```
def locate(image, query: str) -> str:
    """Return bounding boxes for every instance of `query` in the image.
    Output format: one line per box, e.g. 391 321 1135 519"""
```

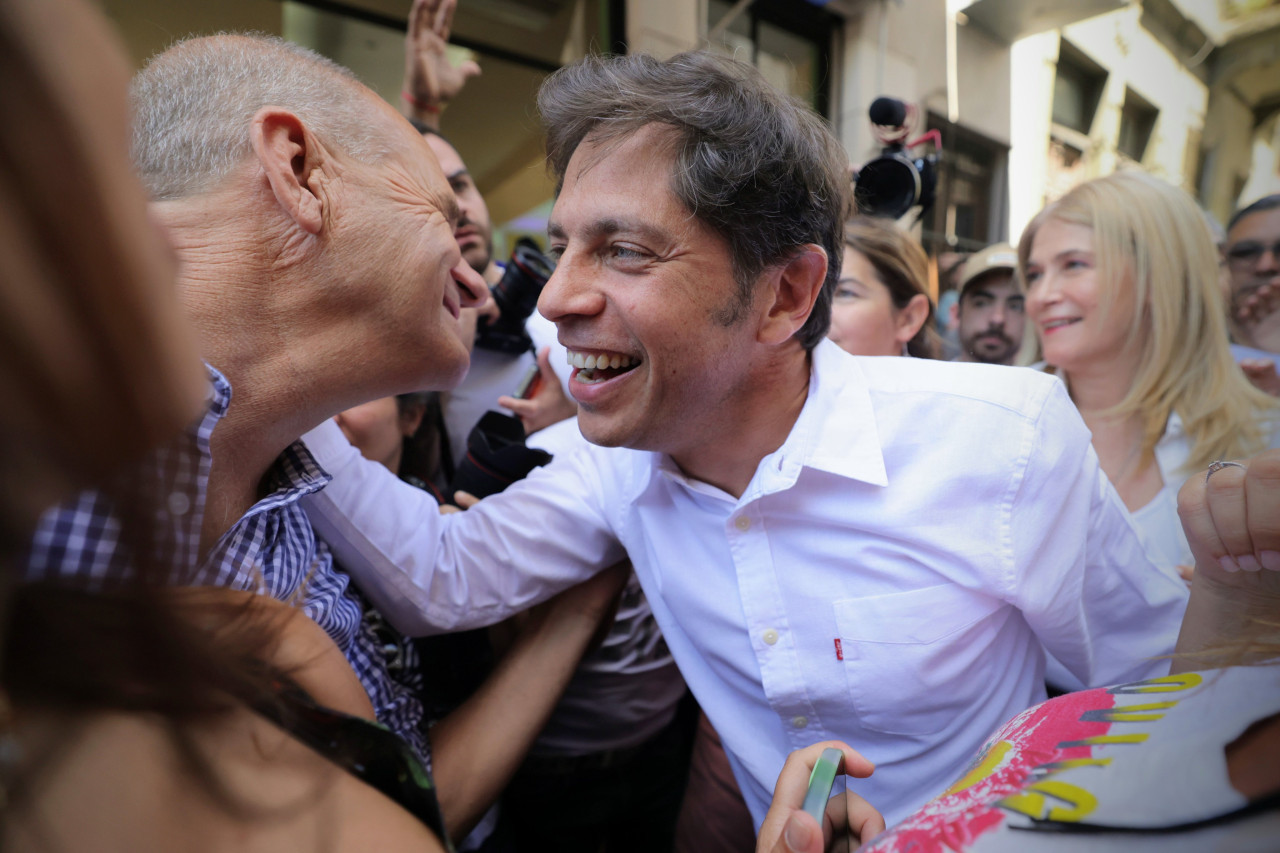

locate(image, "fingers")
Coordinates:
434 0 456 38
453 490 479 509
536 345 555 377
1246 450 1280 570
1206 463 1253 570
773 811 823 853
407 0 429 38
1178 451 1280 574
833 789 886 845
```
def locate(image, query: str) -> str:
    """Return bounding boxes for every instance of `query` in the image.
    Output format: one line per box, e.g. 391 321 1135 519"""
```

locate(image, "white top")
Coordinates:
301 340 1188 827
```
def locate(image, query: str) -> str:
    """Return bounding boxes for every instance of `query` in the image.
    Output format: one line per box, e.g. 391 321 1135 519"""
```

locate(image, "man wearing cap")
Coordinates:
951 242 1025 365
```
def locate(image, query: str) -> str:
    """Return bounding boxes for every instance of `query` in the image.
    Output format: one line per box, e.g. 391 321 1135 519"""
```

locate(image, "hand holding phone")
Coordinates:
756 742 884 853
800 747 845 825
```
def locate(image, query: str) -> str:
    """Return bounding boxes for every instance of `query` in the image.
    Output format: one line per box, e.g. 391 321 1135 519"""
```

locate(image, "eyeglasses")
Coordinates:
1225 240 1280 272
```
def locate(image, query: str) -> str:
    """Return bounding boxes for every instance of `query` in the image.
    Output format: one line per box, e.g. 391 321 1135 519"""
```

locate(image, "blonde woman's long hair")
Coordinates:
1017 170 1277 473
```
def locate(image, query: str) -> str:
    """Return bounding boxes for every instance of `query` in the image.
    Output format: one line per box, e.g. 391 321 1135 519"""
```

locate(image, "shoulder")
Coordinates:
5 707 444 853
851 355 1065 422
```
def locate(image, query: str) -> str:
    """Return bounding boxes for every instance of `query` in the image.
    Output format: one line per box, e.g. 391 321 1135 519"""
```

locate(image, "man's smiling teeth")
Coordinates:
568 348 641 384
567 350 638 370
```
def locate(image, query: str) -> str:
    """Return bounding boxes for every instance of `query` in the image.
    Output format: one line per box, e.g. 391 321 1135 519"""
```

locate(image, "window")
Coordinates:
1118 87 1158 162
1051 40 1107 135
706 0 838 117
923 113 1009 254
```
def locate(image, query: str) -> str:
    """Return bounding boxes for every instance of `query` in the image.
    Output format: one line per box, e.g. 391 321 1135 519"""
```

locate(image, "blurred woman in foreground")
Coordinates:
0 0 451 848
1022 171 1278 574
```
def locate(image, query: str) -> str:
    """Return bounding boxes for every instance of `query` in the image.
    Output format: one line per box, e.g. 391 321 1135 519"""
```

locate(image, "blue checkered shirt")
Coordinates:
26 366 431 765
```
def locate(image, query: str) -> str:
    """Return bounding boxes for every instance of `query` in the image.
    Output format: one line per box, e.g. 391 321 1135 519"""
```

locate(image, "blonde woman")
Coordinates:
1018 170 1279 575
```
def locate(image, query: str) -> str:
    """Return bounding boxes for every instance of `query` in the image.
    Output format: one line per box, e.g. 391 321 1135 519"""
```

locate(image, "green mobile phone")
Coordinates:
801 747 845 826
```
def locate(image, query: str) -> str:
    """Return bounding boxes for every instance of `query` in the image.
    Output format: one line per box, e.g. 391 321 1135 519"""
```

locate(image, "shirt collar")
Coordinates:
782 340 888 487
201 363 331 519
643 340 889 502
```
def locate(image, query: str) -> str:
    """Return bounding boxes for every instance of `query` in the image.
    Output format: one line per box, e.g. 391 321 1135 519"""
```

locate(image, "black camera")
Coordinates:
474 237 555 354
854 97 940 220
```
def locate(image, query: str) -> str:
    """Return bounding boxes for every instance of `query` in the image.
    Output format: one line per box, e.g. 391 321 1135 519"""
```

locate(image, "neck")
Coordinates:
162 198 350 554
670 346 811 499
1058 355 1138 415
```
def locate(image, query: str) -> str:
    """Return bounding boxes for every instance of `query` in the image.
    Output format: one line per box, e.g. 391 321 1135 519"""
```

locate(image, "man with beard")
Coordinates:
951 242 1025 366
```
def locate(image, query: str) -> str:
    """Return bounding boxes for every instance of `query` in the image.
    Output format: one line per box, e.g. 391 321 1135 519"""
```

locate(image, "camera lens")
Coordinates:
855 154 922 219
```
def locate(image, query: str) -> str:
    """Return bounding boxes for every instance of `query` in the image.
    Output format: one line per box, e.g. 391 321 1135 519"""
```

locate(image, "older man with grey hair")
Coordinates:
302 49 1189 839
29 32 628 844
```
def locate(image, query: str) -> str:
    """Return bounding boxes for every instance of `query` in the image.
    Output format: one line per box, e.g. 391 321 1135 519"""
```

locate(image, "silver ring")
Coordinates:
1205 460 1245 483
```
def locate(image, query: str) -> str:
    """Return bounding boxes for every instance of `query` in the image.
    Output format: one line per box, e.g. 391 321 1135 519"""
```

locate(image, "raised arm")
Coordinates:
1172 450 1280 673
400 0 480 129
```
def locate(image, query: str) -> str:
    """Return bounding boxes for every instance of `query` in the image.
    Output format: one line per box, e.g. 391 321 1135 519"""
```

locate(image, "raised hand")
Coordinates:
402 0 481 127
498 346 578 436
1172 450 1280 671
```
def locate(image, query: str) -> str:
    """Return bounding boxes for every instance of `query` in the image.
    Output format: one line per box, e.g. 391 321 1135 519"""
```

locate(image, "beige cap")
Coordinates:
957 243 1019 295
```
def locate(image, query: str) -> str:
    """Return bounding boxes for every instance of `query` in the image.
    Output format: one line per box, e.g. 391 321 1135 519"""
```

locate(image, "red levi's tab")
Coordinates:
834 638 843 661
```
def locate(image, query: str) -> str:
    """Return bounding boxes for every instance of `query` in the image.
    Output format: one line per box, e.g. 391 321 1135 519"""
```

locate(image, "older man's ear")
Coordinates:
250 107 324 235
757 244 828 346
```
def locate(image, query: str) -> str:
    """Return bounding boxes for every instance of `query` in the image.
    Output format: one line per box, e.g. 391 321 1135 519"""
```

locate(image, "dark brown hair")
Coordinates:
537 50 849 350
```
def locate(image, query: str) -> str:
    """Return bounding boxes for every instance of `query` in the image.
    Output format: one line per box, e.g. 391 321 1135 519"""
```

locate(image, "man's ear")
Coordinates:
250 107 324 235
758 244 828 346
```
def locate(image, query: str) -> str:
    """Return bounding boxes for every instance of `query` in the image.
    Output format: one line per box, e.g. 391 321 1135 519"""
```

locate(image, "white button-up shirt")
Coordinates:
302 340 1188 828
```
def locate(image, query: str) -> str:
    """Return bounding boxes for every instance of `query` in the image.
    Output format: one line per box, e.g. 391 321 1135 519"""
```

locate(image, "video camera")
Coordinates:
474 236 555 354
853 97 941 221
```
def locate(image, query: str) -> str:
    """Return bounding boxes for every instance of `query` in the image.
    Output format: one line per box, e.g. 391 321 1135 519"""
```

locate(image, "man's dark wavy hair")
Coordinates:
537 50 849 350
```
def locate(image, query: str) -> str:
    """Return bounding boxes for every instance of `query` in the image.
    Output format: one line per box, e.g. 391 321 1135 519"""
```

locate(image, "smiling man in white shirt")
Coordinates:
302 50 1188 830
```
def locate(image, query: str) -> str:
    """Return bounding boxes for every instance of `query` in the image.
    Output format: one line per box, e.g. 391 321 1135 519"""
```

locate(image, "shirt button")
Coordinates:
735 516 751 531
792 715 809 729
762 628 779 645
167 492 191 517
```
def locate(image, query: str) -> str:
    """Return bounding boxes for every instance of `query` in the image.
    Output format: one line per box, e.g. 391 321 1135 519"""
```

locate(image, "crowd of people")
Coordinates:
3 0 1278 851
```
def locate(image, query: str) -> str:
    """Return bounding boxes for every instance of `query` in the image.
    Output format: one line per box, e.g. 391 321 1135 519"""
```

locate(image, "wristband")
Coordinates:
401 90 441 114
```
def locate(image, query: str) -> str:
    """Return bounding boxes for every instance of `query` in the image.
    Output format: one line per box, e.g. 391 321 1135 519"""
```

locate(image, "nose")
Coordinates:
1025 274 1057 318
1261 245 1280 273
537 249 605 323
453 260 488 308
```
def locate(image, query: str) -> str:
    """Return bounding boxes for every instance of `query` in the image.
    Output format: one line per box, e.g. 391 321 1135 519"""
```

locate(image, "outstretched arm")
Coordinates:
301 418 625 635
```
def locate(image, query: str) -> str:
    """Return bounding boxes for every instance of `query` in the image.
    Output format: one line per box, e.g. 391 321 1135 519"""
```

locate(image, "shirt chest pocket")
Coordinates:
833 584 1005 737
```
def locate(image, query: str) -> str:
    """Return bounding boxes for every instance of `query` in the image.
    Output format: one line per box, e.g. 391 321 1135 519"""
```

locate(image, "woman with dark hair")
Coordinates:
827 217 941 360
